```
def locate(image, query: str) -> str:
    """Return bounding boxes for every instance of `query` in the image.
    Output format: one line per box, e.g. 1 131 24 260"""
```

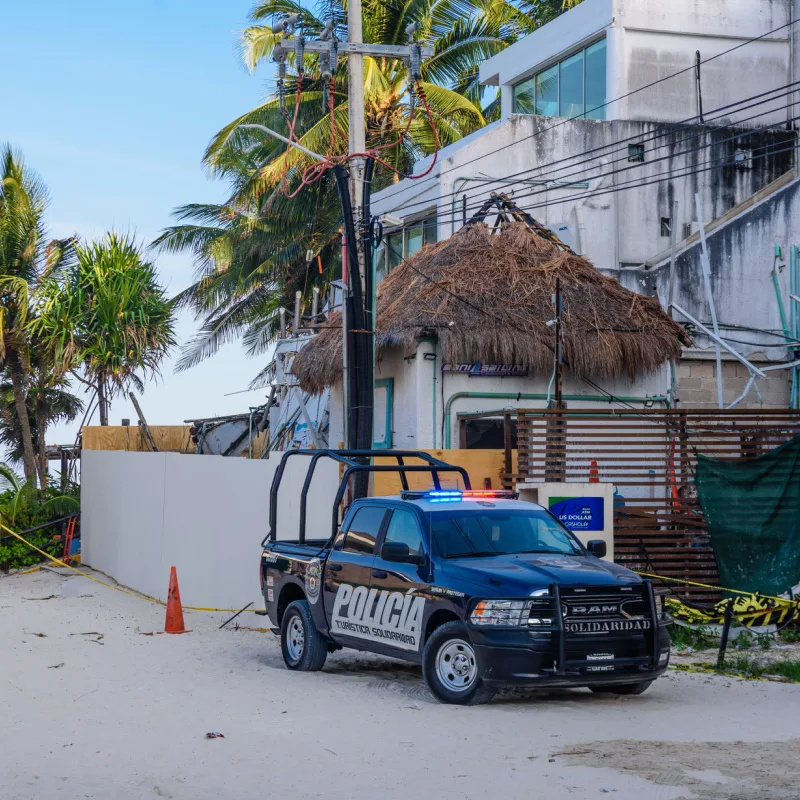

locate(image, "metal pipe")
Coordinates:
442 391 669 449
311 287 319 324
791 245 800 408
236 123 327 162
671 303 767 378
293 291 301 335
695 193 724 407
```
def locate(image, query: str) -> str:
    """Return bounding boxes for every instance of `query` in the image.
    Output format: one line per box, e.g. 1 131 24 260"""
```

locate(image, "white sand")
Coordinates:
2 567 800 800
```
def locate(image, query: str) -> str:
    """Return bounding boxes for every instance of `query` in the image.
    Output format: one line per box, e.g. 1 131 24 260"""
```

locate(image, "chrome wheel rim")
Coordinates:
286 615 305 663
436 638 477 692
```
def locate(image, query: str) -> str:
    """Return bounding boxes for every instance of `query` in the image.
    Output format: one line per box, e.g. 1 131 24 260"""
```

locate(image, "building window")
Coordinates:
734 148 752 170
660 217 672 238
512 38 606 120
628 143 645 162
374 213 437 284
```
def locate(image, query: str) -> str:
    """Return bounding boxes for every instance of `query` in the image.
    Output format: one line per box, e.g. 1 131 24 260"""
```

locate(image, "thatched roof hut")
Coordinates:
292 220 690 394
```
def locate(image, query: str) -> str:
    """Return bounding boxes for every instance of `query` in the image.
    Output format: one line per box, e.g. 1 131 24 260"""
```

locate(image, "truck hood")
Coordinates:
442 552 640 596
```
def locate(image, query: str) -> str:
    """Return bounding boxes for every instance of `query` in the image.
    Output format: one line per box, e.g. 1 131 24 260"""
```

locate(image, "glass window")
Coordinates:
512 38 606 120
405 223 424 257
584 39 607 119
344 506 386 555
423 214 438 245
384 509 425 557
386 231 403 271
512 76 536 115
429 509 583 559
559 51 584 119
534 64 558 117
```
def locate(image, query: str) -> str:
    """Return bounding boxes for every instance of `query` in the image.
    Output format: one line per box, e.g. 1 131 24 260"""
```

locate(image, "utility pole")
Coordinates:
265 16 433 470
347 0 366 291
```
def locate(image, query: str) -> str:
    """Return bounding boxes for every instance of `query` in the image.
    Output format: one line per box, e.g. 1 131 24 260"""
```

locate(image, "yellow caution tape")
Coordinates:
635 571 799 628
0 521 259 615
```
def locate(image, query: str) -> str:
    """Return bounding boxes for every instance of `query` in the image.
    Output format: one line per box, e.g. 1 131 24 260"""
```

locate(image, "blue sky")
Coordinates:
2 0 277 442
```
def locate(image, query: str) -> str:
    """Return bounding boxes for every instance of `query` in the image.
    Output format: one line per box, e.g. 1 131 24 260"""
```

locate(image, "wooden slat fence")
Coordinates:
513 409 800 602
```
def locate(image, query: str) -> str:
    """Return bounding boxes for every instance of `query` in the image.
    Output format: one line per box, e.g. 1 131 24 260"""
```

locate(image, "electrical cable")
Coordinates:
405 97 800 225
439 105 800 223
372 16 800 209
425 133 798 227
384 79 800 219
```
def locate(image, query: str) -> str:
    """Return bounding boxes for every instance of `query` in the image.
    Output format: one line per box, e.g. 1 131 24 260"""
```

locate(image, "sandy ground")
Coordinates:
2 568 800 800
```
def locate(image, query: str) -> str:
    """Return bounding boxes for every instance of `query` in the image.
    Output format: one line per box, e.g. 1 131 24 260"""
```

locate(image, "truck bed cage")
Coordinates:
266 449 472 544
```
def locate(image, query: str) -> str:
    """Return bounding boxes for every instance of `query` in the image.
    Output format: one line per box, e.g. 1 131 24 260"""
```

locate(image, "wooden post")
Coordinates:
503 411 512 489
129 392 158 452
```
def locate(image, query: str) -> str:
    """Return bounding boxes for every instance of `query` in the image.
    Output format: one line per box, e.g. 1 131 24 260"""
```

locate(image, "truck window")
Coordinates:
343 506 385 555
429 509 583 559
383 509 424 557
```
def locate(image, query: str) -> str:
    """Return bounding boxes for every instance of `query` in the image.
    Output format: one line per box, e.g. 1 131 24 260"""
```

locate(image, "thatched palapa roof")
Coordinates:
292 220 690 394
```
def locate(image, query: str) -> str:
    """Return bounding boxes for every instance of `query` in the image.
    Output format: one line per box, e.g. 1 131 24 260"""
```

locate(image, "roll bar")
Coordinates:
265 449 472 545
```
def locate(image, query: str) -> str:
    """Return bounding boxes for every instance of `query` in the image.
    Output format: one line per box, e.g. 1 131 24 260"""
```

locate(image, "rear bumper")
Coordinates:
472 626 671 687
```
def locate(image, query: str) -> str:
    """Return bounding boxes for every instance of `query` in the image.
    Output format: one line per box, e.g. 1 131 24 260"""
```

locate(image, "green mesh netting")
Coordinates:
695 434 800 597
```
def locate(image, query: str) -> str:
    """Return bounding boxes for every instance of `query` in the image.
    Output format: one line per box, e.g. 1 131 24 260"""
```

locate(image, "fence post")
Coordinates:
716 598 735 670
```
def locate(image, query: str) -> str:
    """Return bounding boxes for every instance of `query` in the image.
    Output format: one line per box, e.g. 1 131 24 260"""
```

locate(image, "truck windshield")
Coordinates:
429 509 584 559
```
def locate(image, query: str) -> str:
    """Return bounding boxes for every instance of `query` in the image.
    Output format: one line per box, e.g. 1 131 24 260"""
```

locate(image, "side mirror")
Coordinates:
381 541 424 565
587 539 607 559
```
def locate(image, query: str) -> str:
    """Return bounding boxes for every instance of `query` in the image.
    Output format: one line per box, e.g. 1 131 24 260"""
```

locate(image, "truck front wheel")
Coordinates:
281 600 328 672
422 621 496 705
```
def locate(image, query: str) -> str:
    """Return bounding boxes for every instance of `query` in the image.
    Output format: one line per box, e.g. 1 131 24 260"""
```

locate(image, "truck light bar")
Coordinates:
401 489 519 501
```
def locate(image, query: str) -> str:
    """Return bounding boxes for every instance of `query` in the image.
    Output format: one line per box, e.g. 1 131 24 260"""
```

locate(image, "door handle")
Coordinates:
329 563 343 572
372 569 388 579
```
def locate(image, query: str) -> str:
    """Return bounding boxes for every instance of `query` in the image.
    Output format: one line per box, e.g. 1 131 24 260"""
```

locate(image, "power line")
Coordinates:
386 80 800 220
373 16 800 210
423 128 798 227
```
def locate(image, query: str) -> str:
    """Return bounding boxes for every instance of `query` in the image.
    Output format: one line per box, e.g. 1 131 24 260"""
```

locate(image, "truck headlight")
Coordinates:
470 600 533 627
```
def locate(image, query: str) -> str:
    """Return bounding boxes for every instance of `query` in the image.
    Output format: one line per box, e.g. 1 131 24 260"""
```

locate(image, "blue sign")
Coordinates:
549 496 604 532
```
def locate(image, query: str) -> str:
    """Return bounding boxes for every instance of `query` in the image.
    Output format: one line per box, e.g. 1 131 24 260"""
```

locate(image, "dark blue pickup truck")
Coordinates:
260 450 670 705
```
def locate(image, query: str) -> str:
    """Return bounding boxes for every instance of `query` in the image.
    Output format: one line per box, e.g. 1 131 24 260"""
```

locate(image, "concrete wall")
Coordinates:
386 113 793 270
479 0 790 125
81 450 340 612
676 358 792 408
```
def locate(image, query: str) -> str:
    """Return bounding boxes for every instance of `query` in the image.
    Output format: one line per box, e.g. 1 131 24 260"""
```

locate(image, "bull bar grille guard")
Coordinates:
468 581 661 675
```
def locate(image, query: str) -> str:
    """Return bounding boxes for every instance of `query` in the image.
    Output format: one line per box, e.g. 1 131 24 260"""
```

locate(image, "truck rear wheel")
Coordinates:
281 600 328 672
422 621 496 705
590 680 653 696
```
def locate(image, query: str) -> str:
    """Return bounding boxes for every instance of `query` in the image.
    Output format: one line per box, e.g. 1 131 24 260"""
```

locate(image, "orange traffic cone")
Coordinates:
165 566 188 634
589 460 599 483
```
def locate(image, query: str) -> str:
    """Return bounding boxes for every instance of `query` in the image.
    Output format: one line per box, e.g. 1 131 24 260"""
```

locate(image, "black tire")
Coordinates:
280 600 328 672
422 621 496 705
590 680 653 696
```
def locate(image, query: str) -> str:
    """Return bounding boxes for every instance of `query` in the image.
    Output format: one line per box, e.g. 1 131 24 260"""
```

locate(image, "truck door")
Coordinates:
324 505 387 646
367 507 429 656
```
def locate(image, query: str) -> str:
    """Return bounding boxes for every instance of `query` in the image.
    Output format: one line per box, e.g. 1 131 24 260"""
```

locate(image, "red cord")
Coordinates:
278 79 440 197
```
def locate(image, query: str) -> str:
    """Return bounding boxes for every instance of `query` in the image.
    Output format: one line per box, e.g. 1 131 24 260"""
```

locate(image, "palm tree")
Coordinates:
35 233 176 426
0 343 83 487
0 146 70 482
155 0 545 373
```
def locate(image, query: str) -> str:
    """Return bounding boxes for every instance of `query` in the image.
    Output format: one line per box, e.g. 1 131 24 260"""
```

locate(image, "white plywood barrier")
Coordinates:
81 450 340 612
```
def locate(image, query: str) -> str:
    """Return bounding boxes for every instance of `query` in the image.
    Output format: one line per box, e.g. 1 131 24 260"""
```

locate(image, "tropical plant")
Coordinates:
0 145 53 481
0 341 83 488
155 0 576 373
35 232 176 425
0 462 79 571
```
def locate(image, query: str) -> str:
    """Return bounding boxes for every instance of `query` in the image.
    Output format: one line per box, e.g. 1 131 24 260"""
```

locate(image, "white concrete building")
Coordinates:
356 0 800 449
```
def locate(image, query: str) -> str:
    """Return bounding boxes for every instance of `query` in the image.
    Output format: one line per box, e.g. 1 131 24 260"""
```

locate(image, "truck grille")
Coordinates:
528 586 649 625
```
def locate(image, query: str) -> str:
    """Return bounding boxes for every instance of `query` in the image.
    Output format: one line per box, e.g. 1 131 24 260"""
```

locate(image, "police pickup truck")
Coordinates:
260 450 670 705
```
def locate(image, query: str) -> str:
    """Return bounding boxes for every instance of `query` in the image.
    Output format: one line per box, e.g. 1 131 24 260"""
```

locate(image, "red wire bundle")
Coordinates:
276 78 440 198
